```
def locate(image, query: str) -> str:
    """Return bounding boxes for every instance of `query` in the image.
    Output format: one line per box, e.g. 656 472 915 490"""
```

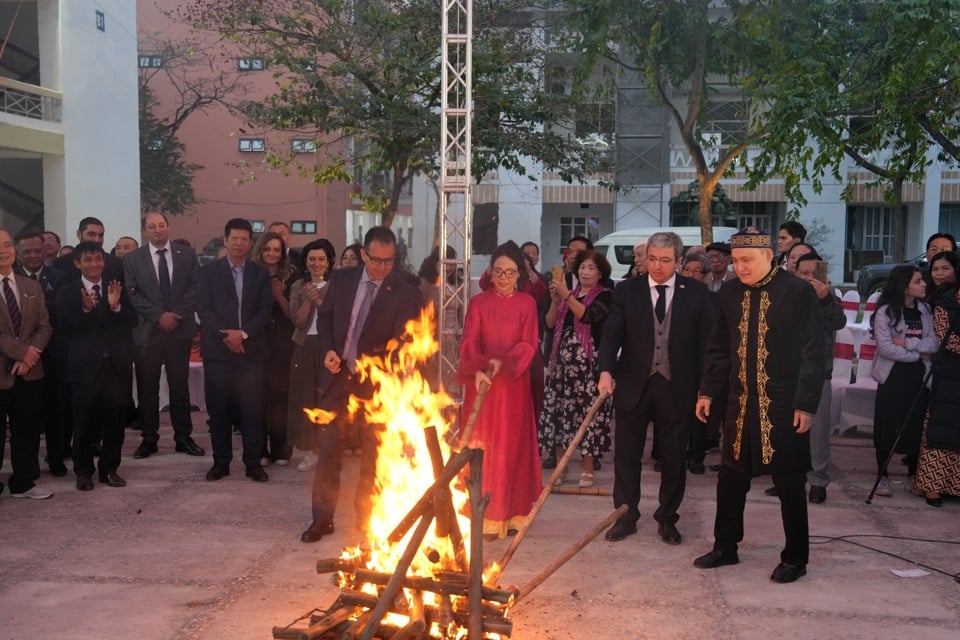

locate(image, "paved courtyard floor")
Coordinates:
1 416 958 639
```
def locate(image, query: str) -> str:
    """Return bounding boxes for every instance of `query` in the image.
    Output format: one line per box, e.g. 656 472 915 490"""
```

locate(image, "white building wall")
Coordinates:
493 164 543 278
38 0 140 243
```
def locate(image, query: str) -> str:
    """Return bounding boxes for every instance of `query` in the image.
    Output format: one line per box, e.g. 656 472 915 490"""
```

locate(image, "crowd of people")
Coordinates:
2 216 958 586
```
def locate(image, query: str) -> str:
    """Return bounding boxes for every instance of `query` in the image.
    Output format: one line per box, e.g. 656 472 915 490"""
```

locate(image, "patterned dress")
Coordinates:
916 288 960 496
539 289 614 458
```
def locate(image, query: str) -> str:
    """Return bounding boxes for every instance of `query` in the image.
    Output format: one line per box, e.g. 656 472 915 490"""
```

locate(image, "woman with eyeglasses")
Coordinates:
538 249 614 488
459 241 541 539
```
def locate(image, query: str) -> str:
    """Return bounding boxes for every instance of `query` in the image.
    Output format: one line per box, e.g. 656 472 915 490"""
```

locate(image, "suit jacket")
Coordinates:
598 273 715 413
315 266 420 403
0 273 53 388
196 257 273 363
14 263 65 312
54 251 125 286
55 280 138 384
124 243 198 346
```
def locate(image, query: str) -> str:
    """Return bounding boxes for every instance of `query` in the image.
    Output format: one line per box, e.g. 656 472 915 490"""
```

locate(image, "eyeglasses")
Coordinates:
492 268 518 278
366 255 395 266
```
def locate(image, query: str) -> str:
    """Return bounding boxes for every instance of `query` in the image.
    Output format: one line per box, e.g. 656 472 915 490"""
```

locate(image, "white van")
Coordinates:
594 226 738 276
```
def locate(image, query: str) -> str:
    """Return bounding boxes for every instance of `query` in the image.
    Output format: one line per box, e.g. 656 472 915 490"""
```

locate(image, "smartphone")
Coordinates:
814 260 829 283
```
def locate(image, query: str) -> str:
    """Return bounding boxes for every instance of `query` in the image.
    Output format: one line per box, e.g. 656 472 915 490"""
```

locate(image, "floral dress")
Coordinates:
538 289 614 457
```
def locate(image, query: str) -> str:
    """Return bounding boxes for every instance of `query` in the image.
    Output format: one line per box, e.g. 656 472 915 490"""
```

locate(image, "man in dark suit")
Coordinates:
53 217 125 284
0 230 54 499
56 242 138 491
598 231 715 545
14 231 68 476
196 218 273 483
301 226 420 543
126 213 204 459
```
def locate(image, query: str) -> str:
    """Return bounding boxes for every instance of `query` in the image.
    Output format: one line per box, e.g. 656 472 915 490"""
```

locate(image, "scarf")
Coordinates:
549 284 609 371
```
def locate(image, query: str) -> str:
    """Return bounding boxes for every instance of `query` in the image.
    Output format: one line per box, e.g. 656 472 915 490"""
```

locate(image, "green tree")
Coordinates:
561 0 761 243
736 0 960 260
179 0 604 228
139 85 202 216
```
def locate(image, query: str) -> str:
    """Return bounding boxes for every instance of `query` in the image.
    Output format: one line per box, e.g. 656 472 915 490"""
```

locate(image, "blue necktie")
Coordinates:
3 277 21 335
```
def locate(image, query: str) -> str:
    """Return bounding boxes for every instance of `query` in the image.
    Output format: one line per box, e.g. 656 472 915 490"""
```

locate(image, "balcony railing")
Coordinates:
0 77 62 122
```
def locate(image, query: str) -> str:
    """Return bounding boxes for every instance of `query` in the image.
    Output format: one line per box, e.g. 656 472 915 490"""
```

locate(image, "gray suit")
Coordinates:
124 242 198 443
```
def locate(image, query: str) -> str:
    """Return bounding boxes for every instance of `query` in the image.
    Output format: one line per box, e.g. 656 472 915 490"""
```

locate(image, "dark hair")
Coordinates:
224 218 253 237
73 241 105 259
268 221 291 231
252 231 292 278
364 226 397 248
489 241 529 290
927 251 960 300
573 249 612 281
173 238 192 248
43 230 61 244
871 265 921 333
418 245 457 284
794 253 823 271
341 243 362 266
787 242 817 258
77 217 104 233
141 213 170 229
15 230 45 244
299 238 336 280
521 241 540 254
567 235 593 250
926 232 956 251
779 221 807 241
117 236 138 247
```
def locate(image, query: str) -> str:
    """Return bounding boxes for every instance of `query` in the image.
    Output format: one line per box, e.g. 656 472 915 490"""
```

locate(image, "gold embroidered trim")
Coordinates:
733 290 751 460
750 265 779 289
757 291 774 464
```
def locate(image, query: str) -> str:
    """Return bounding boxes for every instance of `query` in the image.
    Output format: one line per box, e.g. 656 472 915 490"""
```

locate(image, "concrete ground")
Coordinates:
1 416 958 640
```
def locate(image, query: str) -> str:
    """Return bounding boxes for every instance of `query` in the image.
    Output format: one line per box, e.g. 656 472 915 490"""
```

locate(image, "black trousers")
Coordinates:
41 352 71 463
136 334 194 444
0 378 43 493
72 360 128 478
311 411 379 531
613 373 688 525
204 358 264 467
713 466 809 566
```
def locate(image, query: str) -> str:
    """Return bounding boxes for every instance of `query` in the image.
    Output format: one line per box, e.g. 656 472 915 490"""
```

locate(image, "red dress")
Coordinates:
459 289 542 529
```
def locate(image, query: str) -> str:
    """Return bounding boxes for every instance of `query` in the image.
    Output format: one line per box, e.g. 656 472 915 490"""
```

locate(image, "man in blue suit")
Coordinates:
301 226 420 542
197 218 273 483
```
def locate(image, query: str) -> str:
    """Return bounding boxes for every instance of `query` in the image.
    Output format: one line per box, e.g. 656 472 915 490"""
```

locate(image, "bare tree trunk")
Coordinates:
891 177 906 262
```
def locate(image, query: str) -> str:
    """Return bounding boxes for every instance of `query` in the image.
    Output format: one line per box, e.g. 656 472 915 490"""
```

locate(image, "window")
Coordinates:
704 96 749 146
291 220 317 234
291 139 317 153
250 220 266 233
138 55 163 68
237 57 265 71
473 204 499 255
848 205 893 259
559 216 600 247
940 203 960 240
238 138 265 152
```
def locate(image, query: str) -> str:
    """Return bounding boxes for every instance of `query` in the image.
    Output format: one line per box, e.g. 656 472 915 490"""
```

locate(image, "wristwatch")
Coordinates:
240 330 248 341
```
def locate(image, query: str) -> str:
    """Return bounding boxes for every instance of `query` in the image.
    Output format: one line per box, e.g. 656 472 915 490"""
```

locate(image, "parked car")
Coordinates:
856 253 928 297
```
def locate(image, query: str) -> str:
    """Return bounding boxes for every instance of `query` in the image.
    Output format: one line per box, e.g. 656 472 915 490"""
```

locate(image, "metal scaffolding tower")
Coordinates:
438 0 472 398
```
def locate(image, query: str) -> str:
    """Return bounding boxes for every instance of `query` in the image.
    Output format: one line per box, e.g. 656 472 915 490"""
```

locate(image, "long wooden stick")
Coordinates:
467 448 488 640
456 378 490 450
515 505 628 603
488 391 609 584
424 426 468 571
550 485 612 496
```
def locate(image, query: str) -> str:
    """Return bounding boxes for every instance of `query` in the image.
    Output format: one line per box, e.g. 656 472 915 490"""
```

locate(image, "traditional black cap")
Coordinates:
705 242 731 255
730 227 771 249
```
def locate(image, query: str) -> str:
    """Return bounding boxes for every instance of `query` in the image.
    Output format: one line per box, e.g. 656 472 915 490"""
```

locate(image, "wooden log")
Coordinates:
317 556 362 575
339 590 513 637
344 610 374 640
515 505 628 603
424 426 468 572
436 594 454 632
349 568 514 604
488 392 610 584
467 448 488 640
550 485 612 496
455 378 489 450
359 505 436 640
392 592 426 640
387 447 475 545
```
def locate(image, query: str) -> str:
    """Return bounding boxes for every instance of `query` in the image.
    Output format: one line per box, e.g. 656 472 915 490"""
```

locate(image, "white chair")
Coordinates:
830 327 855 432
839 333 878 433
841 290 861 326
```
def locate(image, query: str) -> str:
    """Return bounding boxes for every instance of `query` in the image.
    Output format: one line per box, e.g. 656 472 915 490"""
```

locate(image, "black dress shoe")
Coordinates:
687 460 705 475
604 519 638 542
770 562 806 583
926 495 943 508
708 464 721 472
300 520 335 543
245 465 269 483
658 522 682 545
76 475 94 491
48 459 68 477
809 486 826 504
693 549 739 569
174 436 205 457
133 441 158 459
99 472 127 488
541 453 557 469
205 464 230 481
764 486 779 497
